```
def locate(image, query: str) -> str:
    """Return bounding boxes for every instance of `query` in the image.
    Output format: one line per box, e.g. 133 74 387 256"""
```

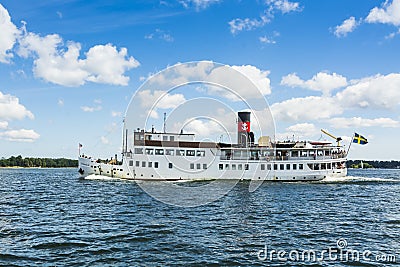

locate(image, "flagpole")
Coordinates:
346 133 355 157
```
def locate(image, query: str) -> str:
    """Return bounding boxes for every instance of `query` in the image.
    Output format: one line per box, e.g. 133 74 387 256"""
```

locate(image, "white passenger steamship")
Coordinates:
78 112 347 181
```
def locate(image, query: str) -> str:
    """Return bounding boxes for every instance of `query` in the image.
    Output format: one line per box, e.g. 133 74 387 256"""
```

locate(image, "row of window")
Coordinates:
218 163 305 171
190 163 208 170
131 160 174 169
134 148 205 157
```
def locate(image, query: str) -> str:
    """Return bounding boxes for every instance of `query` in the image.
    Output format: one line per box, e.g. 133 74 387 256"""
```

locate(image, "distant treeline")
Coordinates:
0 155 78 168
347 160 400 169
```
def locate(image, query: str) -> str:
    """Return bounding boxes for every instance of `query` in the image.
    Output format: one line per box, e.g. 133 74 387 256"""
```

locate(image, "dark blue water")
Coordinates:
0 168 399 266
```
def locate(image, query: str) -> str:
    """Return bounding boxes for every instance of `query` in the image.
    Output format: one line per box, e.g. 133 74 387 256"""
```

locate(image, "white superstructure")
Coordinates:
78 112 347 181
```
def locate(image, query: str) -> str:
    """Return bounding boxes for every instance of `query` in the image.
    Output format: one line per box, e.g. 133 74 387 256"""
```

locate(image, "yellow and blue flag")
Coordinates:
353 133 368 145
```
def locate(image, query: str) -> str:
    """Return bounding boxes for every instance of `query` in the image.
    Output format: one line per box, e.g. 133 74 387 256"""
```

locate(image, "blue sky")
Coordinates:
0 0 399 160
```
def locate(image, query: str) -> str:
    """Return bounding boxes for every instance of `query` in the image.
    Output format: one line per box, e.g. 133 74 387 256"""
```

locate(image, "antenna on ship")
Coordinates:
163 112 167 133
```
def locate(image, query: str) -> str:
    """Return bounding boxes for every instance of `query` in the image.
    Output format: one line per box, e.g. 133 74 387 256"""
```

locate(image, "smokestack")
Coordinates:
238 111 251 147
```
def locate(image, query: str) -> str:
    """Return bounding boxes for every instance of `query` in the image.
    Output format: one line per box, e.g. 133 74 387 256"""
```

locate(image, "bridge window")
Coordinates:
148 162 152 168
176 149 185 156
142 161 146 167
203 164 207 170
196 163 201 169
135 161 140 167
166 149 174 156
168 163 173 169
196 150 205 157
186 150 195 156
299 164 304 170
170 136 175 141
225 164 229 170
134 148 143 154
129 160 133 166
155 162 159 168
163 136 168 141
293 164 297 170
219 164 223 170
274 164 278 170
232 164 236 170
327 163 331 169
261 164 265 170
286 164 291 170
155 149 164 155
244 164 249 170
267 164 271 170
292 151 299 157
238 164 242 170
190 163 194 169
145 148 154 155
280 164 285 170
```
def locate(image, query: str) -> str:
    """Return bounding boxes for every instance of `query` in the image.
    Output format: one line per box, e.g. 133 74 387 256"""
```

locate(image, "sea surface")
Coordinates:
0 168 399 266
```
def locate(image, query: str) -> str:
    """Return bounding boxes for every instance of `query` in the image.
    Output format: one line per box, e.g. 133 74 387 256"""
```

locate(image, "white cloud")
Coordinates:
286 123 318 137
259 36 276 44
0 91 34 120
329 117 400 128
336 73 400 109
137 90 186 109
281 72 348 96
111 111 122 117
366 0 400 26
271 96 344 122
232 65 271 96
100 136 110 144
18 30 139 87
145 29 174 42
229 0 300 34
146 62 271 102
0 121 8 129
229 15 270 35
179 0 221 10
334 16 359 37
0 129 40 142
182 119 223 137
0 4 20 63
268 0 300 14
81 105 102 112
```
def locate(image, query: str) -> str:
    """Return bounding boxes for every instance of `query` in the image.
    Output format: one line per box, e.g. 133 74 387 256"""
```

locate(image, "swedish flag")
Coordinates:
353 133 368 145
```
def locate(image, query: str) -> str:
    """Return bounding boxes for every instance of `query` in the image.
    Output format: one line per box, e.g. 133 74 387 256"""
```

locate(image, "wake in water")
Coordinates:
320 175 400 183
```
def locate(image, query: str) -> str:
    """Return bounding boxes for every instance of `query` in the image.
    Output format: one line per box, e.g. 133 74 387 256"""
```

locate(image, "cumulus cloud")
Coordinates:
286 123 318 137
0 4 20 63
18 30 139 87
365 0 400 26
281 72 347 96
0 3 141 87
232 65 271 96
0 91 34 120
334 16 359 37
138 90 186 109
336 73 400 109
0 121 8 129
329 117 400 128
147 62 271 102
271 96 344 122
0 129 40 142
